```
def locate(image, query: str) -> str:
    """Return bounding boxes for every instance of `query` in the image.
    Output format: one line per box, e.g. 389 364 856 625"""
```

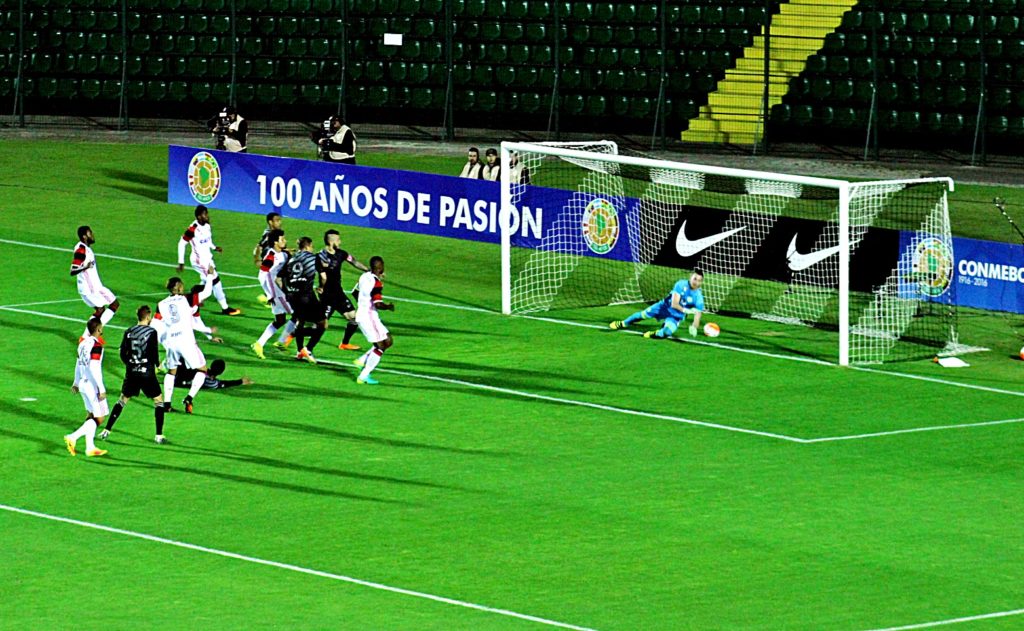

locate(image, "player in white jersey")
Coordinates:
353 256 395 385
251 229 296 358
70 226 119 332
155 276 218 414
63 318 109 457
177 204 241 316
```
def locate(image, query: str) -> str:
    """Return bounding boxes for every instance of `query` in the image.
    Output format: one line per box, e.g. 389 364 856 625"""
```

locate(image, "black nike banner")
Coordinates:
649 205 901 293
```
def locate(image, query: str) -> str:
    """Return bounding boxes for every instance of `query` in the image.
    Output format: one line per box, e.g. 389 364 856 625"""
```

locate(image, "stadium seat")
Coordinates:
187 14 208 33
531 44 552 64
210 15 230 34
86 32 108 52
255 82 278 103
80 78 102 99
77 53 100 73
585 94 606 116
175 35 196 55
165 14 185 32
197 36 218 55
528 0 549 19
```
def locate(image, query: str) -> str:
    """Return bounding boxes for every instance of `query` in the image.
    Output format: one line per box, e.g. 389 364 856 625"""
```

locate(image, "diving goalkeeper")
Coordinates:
610 270 704 339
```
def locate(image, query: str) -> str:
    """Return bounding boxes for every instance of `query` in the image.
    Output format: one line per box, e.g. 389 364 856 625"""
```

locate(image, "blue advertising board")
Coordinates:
950 235 1024 313
167 145 638 263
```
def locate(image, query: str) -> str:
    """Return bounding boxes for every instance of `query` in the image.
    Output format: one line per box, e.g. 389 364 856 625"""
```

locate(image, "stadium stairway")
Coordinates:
681 0 858 145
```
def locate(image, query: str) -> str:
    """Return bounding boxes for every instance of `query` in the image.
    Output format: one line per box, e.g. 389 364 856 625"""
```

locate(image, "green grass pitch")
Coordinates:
2 139 1024 630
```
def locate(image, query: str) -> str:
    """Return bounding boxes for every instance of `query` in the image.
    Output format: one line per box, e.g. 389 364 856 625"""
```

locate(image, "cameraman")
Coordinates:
207 105 248 153
312 116 356 164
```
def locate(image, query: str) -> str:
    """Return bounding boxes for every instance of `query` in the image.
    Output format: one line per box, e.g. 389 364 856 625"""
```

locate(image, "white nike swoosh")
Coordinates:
675 221 746 257
786 235 842 272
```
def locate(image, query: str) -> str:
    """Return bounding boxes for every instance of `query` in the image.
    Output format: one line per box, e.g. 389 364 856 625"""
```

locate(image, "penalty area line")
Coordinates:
803 417 1024 443
317 358 808 444
0 504 598 631
0 284 262 310
863 607 1024 631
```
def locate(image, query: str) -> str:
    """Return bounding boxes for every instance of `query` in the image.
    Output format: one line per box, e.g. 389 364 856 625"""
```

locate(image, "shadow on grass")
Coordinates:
128 440 476 492
89 456 407 504
0 315 81 347
100 169 166 203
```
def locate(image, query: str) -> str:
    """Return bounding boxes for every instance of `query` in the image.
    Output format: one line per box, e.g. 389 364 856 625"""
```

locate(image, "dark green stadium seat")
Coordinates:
503 22 524 41
952 13 974 34
257 17 275 35
944 84 967 108
208 56 229 78
241 37 261 56
571 1 591 21
585 94 606 116
35 77 58 98
187 56 207 76
898 58 919 80
628 96 651 118
985 37 1004 57
958 37 982 58
623 68 647 91
770 103 791 124
929 13 951 34
255 82 277 103
599 69 625 90
99 53 120 74
175 35 196 54
597 47 618 66
165 14 185 32
528 0 549 18
472 62 492 83
487 43 508 62
610 94 629 116
561 91 585 115
287 37 306 56
1008 117 1024 137
187 15 208 33
508 44 529 64
142 54 165 75
308 38 329 57
364 59 385 81
833 78 854 101
75 10 97 29
814 105 834 125
209 15 229 34
570 24 590 43
826 55 850 76
76 53 99 73
804 54 826 75
530 44 552 64
988 115 1009 134
265 37 287 56
197 36 218 55
833 106 857 128
898 109 921 131
811 77 832 100
945 58 966 80
1004 39 1024 59
187 81 210 101
703 27 727 49
907 12 929 33
462 0 485 16
80 78 102 98
299 84 323 104
278 17 299 36
990 87 1013 111
994 15 1019 36
686 49 708 70
85 32 107 52
561 67 582 88
388 60 408 81
480 21 501 40
251 58 274 78
703 4 723 25
912 36 936 57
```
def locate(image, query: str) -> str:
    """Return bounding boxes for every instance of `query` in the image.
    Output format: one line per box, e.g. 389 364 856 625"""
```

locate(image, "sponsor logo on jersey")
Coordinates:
581 198 620 255
188 151 221 204
675 221 745 258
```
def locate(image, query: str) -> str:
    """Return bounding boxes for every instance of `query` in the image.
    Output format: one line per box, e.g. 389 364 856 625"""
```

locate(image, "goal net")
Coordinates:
499 141 959 365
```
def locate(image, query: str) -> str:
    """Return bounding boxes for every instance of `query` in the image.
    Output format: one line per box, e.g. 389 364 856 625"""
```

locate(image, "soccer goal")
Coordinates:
499 141 962 365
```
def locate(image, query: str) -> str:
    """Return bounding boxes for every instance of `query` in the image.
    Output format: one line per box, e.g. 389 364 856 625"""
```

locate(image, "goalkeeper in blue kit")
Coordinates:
610 270 705 339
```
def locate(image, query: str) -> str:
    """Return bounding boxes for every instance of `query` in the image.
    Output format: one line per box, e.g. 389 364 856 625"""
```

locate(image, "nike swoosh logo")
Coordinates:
786 235 841 271
675 221 746 258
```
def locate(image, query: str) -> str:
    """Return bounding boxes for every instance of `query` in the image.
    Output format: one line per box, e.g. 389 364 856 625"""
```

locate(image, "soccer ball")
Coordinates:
1020 346 1024 360
703 322 721 337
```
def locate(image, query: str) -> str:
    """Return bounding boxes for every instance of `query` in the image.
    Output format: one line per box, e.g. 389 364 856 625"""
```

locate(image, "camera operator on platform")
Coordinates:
313 116 357 165
207 105 248 153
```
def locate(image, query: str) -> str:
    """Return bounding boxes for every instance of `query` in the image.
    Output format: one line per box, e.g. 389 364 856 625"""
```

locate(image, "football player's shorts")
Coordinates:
356 310 389 344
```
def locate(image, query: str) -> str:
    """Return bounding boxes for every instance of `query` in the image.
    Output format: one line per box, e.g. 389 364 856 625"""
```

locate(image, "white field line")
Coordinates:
0 238 252 279
864 608 1024 631
317 358 808 443
6 238 1024 442
803 417 1024 444
0 504 597 631
0 284 261 310
0 306 128 329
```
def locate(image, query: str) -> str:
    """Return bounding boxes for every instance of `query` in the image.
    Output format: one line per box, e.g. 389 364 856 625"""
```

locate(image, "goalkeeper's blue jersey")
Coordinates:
662 279 705 318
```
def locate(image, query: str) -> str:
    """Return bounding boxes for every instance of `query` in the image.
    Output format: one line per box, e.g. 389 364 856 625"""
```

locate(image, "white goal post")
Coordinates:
499 141 959 366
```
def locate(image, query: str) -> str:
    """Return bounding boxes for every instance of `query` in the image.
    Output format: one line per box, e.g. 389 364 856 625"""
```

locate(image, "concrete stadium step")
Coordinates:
681 0 859 146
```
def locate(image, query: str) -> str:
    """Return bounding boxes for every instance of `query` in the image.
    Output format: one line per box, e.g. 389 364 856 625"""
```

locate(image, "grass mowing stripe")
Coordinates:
864 608 1024 631
803 417 1024 443
0 284 261 309
0 238 252 280
0 504 598 631
5 303 1021 445
318 358 808 443
7 237 1024 405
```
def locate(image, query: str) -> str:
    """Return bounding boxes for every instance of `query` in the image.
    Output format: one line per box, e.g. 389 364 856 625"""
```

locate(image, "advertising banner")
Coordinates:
949 235 1024 313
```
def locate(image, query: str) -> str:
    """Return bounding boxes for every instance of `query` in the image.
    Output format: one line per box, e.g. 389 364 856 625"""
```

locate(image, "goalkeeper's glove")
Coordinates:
688 324 698 337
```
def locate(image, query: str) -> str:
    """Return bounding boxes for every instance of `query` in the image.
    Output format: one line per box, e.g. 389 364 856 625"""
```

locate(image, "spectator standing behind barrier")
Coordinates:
482 148 501 181
459 147 483 178
316 116 357 165
207 105 247 152
508 151 531 184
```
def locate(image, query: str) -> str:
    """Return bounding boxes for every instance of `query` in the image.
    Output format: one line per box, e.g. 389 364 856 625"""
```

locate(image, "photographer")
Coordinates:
207 105 248 153
312 116 356 164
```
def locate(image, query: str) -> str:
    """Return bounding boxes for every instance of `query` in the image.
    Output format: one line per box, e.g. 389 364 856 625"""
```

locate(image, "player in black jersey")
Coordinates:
176 358 252 390
284 237 329 363
317 229 369 351
99 305 168 444
254 212 283 307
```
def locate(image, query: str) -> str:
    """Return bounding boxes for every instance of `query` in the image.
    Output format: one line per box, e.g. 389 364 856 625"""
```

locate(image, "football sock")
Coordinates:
83 419 99 452
155 404 165 435
295 325 311 351
105 400 125 430
187 371 205 398
68 418 92 442
256 323 278 346
307 326 325 352
163 373 176 404
99 307 116 325
342 321 359 344
212 275 229 309
623 311 644 326
277 320 297 343
358 348 384 380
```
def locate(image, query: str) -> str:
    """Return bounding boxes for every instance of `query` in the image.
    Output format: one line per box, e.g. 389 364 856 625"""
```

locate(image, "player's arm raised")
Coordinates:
348 256 370 273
